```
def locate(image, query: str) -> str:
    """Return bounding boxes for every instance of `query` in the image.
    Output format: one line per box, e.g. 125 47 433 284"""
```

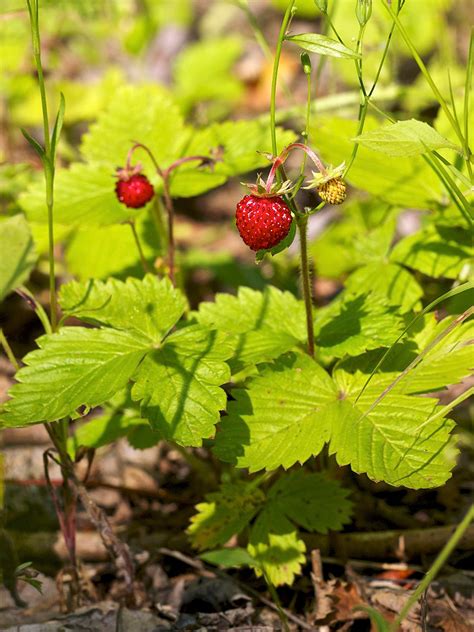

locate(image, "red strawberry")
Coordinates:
235 195 292 251
115 170 154 208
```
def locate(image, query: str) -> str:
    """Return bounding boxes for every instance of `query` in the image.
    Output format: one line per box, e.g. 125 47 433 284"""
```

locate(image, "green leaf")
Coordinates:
344 263 423 313
20 128 45 161
170 119 296 198
330 369 457 489
132 325 234 446
80 85 187 170
1 328 148 427
64 217 160 280
314 293 405 358
60 275 187 344
213 353 338 471
187 480 265 550
354 119 458 156
312 116 441 209
50 92 65 160
200 548 255 568
267 471 352 533
390 225 472 279
286 33 360 59
399 315 474 394
248 509 306 586
20 163 135 226
0 214 37 301
195 286 306 371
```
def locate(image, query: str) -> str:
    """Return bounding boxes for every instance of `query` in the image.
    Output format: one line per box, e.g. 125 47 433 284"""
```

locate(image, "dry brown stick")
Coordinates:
304 523 474 559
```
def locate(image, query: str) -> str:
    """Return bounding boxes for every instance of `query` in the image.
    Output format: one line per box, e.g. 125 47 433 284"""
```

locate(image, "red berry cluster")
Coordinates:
235 195 292 251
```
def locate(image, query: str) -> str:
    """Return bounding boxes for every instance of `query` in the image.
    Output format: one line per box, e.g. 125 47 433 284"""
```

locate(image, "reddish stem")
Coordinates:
265 142 327 193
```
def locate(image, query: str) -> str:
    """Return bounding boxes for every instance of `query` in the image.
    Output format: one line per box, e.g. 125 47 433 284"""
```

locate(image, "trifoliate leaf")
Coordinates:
214 353 338 471
314 293 405 358
187 480 265 550
344 262 423 313
0 214 37 301
353 119 458 156
196 286 306 371
132 325 234 446
330 370 457 489
267 471 352 533
248 508 306 586
60 275 187 344
0 328 148 427
390 225 472 279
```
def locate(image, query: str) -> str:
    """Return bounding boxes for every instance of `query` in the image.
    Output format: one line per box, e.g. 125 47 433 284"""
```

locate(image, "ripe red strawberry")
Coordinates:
236 195 292 251
115 170 154 208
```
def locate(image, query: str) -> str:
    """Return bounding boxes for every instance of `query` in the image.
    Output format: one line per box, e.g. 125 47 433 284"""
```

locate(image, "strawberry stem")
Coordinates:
296 215 315 357
265 143 327 194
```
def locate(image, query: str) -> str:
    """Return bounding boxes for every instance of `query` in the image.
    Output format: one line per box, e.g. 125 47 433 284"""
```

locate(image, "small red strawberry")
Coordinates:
236 194 292 251
115 166 154 208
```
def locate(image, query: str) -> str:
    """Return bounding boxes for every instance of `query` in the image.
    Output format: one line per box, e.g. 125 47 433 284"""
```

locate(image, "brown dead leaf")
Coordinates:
428 599 472 632
314 578 369 625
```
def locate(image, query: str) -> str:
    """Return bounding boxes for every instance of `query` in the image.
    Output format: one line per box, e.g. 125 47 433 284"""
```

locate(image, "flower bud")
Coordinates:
356 0 372 26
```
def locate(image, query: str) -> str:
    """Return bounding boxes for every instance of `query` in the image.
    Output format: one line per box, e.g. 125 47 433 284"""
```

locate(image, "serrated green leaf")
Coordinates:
314 293 405 358
354 119 458 156
390 225 472 279
187 480 265 550
132 326 234 446
196 286 306 371
0 214 37 301
286 33 360 59
330 370 457 489
267 471 352 533
170 119 296 198
1 328 148 427
80 85 187 170
20 163 135 226
214 353 338 471
60 275 186 344
344 263 423 313
248 509 306 586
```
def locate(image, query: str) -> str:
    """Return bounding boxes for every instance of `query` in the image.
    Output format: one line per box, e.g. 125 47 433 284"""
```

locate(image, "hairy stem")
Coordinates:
296 215 315 357
28 0 58 331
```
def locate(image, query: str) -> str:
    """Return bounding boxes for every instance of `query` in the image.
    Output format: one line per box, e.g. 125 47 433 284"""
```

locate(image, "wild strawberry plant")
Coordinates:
0 0 473 624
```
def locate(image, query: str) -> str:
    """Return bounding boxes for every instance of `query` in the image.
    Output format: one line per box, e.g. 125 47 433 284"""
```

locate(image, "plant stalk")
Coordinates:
128 221 151 274
270 0 296 158
296 215 315 357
